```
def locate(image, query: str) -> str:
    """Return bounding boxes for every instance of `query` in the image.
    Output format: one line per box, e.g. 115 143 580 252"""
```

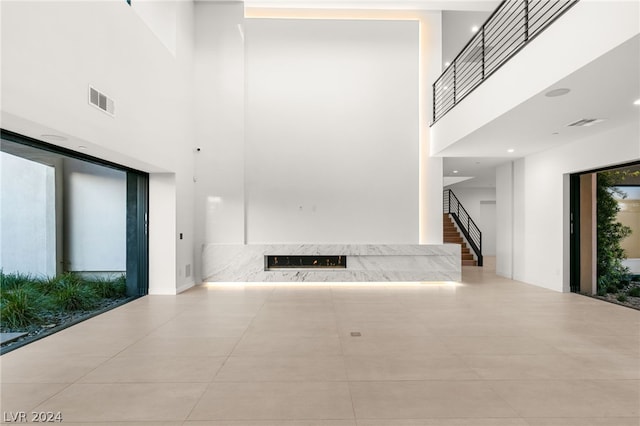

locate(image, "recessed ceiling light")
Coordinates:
545 88 571 97
507 149 515 153
634 98 640 105
41 134 67 142
453 170 459 174
471 25 479 33
445 61 450 67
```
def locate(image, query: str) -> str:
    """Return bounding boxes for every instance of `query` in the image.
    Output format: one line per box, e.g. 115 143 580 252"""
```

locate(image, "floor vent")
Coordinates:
89 86 115 116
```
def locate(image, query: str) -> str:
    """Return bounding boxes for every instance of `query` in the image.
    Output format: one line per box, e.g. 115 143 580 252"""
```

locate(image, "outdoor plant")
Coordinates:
1 271 130 337
89 275 127 299
0 287 44 328
0 271 39 291
596 171 636 294
628 286 640 298
51 273 99 311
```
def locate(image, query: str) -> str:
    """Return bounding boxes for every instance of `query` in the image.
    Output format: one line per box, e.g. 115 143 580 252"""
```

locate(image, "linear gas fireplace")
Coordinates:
265 255 346 270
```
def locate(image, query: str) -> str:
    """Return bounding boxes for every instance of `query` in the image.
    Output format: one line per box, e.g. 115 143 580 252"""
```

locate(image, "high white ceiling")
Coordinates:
444 34 640 188
199 0 500 11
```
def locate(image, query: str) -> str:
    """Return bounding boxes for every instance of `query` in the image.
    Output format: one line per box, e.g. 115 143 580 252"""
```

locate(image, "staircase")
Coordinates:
443 214 477 266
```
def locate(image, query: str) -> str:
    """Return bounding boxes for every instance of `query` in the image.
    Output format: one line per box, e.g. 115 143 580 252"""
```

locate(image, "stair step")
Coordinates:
444 238 463 243
444 212 479 267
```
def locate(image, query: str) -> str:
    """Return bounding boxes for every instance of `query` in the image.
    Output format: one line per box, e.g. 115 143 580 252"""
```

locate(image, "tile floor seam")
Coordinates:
4 382 74 415
181 285 274 422
97 303 191 361
479 380 534 420
332 284 359 422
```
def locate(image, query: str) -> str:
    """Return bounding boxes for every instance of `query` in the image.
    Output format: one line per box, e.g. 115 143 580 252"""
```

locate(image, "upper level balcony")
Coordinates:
432 0 578 124
430 0 640 158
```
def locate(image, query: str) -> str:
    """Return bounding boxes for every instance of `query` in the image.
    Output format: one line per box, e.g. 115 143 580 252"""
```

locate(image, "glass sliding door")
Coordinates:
0 129 149 350
126 171 148 296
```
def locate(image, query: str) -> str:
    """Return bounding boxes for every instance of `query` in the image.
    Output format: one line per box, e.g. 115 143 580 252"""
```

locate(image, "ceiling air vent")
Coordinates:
567 118 604 127
89 86 115 116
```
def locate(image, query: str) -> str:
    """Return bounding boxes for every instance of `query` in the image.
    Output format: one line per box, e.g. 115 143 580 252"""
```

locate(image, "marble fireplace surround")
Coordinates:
202 244 461 282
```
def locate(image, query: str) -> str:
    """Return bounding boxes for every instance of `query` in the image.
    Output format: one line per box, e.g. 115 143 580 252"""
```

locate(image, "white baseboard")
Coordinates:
176 280 195 294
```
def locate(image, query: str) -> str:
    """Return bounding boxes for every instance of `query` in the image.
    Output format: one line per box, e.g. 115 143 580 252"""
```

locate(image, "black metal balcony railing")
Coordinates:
432 0 579 124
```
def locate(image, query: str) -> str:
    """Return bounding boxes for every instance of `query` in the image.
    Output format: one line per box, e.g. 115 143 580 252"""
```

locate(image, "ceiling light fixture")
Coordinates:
545 88 571 97
507 149 515 153
634 98 640 105
445 61 450 67
452 170 459 174
471 25 479 33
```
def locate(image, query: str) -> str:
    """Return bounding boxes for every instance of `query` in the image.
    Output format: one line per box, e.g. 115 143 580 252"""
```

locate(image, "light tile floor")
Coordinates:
1 259 639 425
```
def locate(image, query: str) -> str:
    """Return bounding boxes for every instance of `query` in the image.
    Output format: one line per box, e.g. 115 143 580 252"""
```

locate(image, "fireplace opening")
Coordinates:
265 255 346 270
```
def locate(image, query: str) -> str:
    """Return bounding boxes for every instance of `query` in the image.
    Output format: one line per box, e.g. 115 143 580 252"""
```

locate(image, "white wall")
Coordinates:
245 18 420 244
496 122 640 291
149 173 178 294
63 158 126 273
479 200 496 256
495 162 513 277
444 186 495 223
132 0 178 55
0 152 56 277
513 158 526 282
193 2 246 282
418 11 444 244
1 0 195 294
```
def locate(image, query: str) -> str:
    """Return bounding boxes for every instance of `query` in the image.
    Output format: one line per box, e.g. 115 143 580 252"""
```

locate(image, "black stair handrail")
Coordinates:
443 189 483 267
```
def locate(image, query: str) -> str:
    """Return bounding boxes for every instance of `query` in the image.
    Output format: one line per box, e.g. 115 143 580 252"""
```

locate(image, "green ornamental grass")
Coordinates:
0 287 44 329
628 287 640 297
51 275 99 311
1 271 127 330
89 275 126 299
